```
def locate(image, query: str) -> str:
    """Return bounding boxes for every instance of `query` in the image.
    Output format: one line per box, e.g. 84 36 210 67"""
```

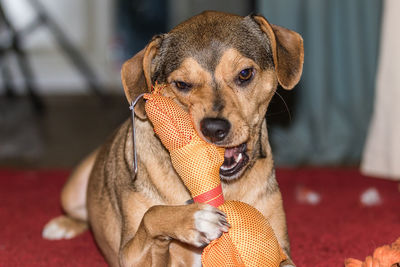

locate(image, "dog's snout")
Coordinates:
200 118 231 143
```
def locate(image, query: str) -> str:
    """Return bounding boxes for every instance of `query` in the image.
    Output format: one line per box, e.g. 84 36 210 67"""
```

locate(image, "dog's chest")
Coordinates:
135 119 192 204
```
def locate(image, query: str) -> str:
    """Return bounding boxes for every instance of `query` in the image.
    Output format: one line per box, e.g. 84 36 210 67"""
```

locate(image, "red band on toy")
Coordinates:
205 193 225 207
193 184 224 207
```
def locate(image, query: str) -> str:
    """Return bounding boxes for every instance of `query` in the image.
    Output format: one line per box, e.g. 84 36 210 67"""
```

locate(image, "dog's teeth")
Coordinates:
235 153 243 163
221 153 244 171
221 163 234 171
220 165 229 171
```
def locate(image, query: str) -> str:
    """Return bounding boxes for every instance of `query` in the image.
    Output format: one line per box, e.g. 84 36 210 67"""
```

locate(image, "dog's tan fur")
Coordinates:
43 11 303 266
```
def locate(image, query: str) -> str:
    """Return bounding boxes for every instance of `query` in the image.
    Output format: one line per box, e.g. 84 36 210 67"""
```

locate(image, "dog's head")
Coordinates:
122 11 303 181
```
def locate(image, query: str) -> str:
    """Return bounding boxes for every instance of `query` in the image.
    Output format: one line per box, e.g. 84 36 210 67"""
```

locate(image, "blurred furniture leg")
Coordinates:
0 2 44 113
0 0 104 114
26 0 103 99
1 60 15 98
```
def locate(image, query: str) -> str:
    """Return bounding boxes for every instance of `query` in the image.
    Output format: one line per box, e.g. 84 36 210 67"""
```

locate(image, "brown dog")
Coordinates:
43 11 303 266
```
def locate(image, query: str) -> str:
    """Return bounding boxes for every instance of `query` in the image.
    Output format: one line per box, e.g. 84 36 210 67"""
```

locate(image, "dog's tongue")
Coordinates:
223 145 245 166
224 146 240 158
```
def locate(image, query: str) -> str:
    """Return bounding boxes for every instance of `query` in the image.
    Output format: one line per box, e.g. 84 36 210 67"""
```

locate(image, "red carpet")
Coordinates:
0 168 399 266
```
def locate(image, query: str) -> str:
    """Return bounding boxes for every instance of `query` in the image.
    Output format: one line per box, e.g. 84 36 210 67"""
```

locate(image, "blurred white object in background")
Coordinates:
360 187 382 206
296 185 321 205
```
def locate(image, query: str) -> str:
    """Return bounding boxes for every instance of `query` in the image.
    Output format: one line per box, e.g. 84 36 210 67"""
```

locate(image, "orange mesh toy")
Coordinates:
344 237 400 267
144 85 287 267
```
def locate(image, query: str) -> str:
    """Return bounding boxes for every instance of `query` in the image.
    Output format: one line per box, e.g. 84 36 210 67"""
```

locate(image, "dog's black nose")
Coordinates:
200 118 231 143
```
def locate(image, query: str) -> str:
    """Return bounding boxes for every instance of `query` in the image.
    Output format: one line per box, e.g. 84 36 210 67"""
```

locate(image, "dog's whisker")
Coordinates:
273 89 292 122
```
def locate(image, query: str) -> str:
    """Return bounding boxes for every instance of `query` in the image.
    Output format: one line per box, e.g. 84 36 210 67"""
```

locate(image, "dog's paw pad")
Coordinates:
42 215 87 240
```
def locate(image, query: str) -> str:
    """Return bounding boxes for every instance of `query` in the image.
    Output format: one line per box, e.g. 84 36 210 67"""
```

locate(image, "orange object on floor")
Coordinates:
344 237 400 267
144 85 286 267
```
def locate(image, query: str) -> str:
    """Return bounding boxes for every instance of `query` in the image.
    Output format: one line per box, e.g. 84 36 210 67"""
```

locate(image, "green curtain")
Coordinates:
257 0 382 165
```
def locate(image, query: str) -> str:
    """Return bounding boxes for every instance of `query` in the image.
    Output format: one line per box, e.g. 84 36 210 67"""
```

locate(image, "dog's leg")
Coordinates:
42 149 98 240
263 190 296 267
119 203 229 266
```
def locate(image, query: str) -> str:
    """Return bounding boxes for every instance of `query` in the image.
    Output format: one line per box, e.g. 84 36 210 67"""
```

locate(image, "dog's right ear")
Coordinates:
252 15 304 90
121 36 162 119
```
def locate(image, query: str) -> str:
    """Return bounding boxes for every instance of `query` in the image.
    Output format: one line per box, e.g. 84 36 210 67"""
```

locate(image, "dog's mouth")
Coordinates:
220 143 249 179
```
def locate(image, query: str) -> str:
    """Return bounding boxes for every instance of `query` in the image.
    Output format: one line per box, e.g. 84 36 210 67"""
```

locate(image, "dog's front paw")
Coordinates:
191 204 230 247
143 203 230 248
170 203 230 247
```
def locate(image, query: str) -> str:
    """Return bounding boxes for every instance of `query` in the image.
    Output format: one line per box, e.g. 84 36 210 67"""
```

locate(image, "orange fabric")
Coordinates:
204 201 286 267
345 237 400 267
144 91 224 199
144 85 286 267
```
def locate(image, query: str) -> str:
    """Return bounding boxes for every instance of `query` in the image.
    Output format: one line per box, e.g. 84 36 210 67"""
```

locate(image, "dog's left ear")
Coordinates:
252 15 304 90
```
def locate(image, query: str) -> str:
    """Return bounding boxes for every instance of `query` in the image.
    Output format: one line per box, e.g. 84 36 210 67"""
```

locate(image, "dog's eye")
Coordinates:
174 81 192 92
237 68 254 84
